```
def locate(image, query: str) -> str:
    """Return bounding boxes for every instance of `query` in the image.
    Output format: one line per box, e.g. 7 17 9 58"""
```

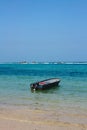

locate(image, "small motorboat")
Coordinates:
30 78 60 90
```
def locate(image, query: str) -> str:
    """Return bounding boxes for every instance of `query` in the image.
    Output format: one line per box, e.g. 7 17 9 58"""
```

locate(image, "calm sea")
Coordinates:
0 64 87 112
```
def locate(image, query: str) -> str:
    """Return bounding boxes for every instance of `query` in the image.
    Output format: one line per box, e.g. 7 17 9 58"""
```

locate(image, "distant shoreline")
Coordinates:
0 61 87 64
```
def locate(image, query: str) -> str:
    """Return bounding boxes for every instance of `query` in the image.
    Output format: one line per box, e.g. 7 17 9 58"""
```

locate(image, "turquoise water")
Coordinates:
0 64 87 111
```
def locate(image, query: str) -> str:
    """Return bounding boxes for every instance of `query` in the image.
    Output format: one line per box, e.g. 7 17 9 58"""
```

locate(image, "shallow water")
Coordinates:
0 64 87 112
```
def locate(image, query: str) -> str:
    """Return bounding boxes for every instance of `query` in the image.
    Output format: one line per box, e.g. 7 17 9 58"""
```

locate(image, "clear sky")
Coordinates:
0 0 87 62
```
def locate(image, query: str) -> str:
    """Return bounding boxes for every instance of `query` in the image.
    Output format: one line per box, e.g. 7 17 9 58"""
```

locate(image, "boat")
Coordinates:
30 78 60 90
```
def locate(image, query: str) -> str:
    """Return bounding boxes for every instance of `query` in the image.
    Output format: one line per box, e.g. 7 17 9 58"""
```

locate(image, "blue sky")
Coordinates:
0 0 87 62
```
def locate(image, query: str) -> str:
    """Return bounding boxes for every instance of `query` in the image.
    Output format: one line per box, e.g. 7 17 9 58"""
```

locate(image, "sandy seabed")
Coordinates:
0 107 87 130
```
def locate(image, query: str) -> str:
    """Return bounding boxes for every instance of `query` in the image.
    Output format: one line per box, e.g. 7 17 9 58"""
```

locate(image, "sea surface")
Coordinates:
0 63 87 113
